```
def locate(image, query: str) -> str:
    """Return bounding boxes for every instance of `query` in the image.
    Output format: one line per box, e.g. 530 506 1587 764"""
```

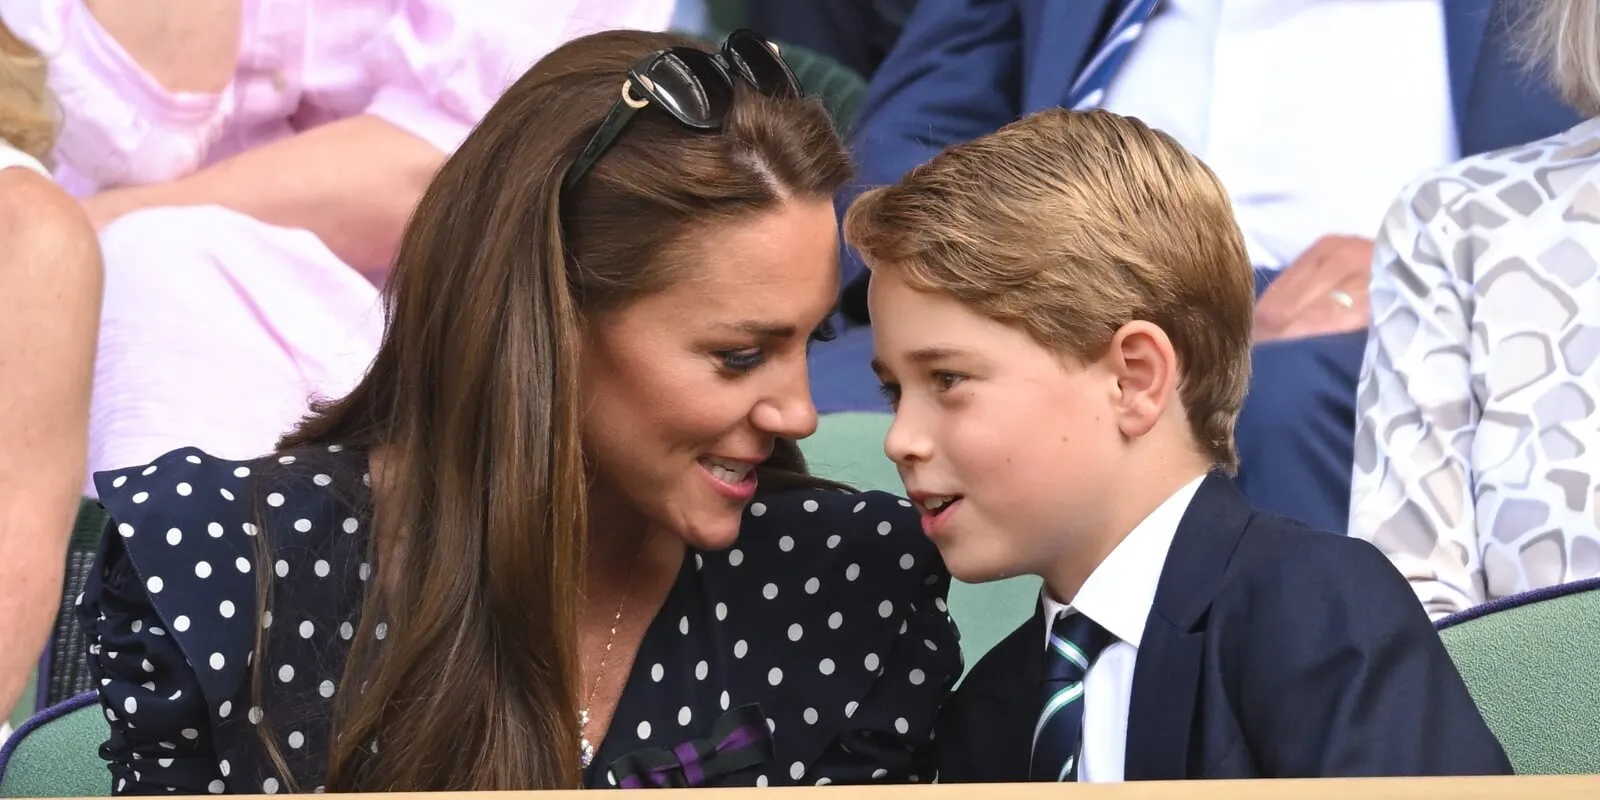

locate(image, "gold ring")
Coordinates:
621 78 651 109
1329 289 1355 309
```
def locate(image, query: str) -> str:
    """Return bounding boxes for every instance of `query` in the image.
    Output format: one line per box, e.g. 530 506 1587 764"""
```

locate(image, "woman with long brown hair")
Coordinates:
0 19 100 731
76 28 959 792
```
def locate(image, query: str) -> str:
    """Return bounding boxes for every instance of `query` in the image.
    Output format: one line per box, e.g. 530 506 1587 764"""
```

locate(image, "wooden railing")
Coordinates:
102 775 1600 800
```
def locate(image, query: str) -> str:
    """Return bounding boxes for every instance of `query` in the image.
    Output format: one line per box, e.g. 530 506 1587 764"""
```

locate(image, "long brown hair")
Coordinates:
252 29 852 792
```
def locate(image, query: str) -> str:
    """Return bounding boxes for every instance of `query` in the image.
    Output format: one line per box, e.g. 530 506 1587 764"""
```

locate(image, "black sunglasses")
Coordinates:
561 29 802 193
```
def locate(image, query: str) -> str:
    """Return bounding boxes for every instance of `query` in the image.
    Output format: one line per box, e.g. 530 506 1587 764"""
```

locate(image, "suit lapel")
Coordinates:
1443 0 1495 143
1124 474 1253 780
1021 0 1117 112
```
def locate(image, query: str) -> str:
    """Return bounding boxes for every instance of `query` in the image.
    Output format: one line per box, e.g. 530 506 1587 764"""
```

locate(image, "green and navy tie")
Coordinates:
1030 610 1117 781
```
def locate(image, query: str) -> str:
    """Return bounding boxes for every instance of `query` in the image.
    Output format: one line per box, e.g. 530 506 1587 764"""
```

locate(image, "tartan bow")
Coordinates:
608 704 774 788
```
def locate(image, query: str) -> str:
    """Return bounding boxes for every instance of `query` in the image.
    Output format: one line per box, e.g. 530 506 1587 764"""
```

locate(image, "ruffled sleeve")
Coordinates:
81 529 225 795
309 0 676 157
79 448 264 795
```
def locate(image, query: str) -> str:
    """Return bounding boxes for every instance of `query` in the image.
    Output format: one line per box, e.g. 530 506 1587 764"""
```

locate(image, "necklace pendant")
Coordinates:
579 737 595 768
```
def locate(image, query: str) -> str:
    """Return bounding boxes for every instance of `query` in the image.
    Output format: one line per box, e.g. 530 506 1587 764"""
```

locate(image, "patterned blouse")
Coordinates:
79 446 961 793
1351 117 1600 619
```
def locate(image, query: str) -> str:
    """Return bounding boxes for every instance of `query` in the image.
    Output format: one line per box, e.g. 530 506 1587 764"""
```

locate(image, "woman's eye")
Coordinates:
719 349 766 373
877 382 901 408
933 371 965 391
808 319 838 346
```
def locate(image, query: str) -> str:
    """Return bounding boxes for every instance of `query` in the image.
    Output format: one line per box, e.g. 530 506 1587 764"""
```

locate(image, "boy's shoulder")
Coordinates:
1208 508 1436 655
1224 509 1414 606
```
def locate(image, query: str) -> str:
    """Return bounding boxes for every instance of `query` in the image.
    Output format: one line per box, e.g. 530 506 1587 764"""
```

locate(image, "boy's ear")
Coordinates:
1106 321 1179 440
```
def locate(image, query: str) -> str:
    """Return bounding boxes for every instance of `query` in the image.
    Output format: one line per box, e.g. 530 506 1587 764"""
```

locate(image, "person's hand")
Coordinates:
1253 234 1375 344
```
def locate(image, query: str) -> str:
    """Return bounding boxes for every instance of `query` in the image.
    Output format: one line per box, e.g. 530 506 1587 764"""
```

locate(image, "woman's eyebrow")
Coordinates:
715 320 798 337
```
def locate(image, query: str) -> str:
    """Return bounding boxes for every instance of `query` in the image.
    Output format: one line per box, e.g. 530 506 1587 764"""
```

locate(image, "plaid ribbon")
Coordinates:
609 704 774 788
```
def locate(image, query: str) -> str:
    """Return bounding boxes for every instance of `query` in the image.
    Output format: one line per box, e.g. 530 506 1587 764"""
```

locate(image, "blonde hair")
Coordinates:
0 19 56 163
844 108 1255 473
1522 0 1600 115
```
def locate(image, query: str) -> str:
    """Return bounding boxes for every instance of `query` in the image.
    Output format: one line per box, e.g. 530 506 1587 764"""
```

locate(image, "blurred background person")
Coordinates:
0 18 100 732
1351 0 1600 619
819 0 1581 535
0 0 675 496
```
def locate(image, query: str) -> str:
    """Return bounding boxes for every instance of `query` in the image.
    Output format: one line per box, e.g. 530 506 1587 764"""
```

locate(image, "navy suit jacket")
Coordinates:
839 0 1582 315
936 475 1512 781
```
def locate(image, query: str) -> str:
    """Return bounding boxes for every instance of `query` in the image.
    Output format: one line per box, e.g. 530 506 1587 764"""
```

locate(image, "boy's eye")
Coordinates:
933 371 965 391
719 349 765 373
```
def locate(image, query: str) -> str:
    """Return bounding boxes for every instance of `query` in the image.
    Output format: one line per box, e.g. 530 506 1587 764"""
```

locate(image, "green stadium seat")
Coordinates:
1437 577 1600 774
0 693 109 798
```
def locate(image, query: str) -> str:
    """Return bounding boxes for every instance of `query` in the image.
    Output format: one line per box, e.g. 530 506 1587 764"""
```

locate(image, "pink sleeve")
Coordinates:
356 0 678 156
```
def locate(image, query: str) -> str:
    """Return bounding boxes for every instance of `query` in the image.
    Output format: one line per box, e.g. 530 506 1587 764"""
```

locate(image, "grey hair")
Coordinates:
1521 0 1600 115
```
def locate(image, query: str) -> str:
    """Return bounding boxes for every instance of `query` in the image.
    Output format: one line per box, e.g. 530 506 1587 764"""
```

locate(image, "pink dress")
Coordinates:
0 0 674 495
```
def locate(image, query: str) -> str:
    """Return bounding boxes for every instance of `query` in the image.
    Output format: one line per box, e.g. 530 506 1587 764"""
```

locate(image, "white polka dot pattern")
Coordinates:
80 447 961 791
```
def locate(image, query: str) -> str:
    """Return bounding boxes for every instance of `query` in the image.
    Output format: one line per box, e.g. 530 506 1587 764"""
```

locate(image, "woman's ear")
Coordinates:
1105 320 1179 440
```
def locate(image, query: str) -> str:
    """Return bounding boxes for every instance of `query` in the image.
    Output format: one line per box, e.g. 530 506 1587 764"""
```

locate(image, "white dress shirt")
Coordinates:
1040 474 1206 783
1100 0 1458 268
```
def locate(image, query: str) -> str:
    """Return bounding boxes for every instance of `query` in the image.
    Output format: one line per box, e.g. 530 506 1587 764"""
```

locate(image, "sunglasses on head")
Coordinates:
561 29 803 193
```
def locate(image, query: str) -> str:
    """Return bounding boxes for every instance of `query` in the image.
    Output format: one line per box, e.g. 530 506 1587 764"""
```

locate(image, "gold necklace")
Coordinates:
579 554 641 769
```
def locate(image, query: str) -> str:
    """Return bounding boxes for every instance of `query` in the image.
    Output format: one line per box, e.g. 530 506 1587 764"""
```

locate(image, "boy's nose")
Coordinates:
883 407 931 466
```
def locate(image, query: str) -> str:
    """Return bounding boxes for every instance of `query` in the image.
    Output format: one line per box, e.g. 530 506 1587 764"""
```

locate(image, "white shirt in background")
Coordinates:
1101 0 1457 268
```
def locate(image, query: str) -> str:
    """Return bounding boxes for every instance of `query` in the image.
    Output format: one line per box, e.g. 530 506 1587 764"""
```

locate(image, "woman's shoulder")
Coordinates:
83 446 373 734
93 447 275 575
94 445 367 530
734 487 934 572
706 487 946 619
1397 119 1600 223
740 487 923 543
91 444 373 623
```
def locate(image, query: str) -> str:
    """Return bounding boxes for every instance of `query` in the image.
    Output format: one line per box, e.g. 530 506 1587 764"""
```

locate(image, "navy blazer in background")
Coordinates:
838 0 1581 314
936 475 1512 781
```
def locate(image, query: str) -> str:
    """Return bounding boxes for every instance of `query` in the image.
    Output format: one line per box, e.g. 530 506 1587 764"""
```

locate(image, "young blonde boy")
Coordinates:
846 108 1509 782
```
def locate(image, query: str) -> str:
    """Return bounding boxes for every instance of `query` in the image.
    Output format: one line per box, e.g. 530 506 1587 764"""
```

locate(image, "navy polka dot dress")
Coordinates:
79 446 962 794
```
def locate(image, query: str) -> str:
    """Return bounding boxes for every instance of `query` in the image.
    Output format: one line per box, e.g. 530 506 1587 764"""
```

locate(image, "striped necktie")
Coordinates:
1067 0 1162 110
1030 610 1118 781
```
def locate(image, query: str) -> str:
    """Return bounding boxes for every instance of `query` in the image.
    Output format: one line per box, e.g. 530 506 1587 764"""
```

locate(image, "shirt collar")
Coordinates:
1040 474 1206 650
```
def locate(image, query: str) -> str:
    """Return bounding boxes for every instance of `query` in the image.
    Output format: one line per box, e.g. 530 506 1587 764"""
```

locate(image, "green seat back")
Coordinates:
0 695 109 798
1437 579 1600 775
40 501 109 713
4 687 30 735
703 0 747 30
801 413 1040 675
778 42 867 136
